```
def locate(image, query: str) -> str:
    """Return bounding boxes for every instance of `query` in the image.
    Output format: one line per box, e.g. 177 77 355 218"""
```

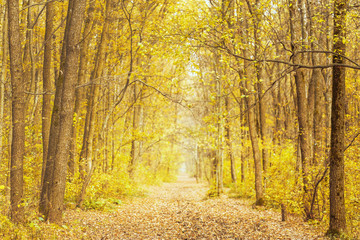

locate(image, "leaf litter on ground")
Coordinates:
45 174 328 239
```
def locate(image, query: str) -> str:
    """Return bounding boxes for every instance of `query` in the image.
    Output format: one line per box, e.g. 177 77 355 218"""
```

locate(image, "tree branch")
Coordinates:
196 40 360 70
345 132 360 151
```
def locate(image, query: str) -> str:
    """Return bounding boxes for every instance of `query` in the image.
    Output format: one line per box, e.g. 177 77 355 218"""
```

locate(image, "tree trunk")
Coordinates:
289 0 312 220
0 8 7 166
8 0 25 223
46 0 86 223
312 67 324 166
306 1 325 167
294 69 312 219
77 0 111 207
22 0 34 107
72 5 95 178
39 0 73 216
216 67 223 195
241 5 263 205
128 82 142 179
41 0 55 188
245 81 264 205
239 88 245 183
245 0 269 191
258 64 270 185
225 95 236 183
273 58 283 145
327 0 347 234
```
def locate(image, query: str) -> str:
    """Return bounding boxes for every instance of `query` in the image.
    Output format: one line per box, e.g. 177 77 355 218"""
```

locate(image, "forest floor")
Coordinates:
50 174 328 239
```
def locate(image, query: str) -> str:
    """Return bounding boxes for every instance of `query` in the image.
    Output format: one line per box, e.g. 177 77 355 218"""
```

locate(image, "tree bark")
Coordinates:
246 0 269 189
289 0 312 220
327 0 347 234
245 80 264 205
39 0 73 216
239 87 245 183
0 8 7 166
8 0 25 223
312 67 324 166
22 0 35 107
46 0 86 223
241 4 263 205
41 0 55 188
72 5 95 178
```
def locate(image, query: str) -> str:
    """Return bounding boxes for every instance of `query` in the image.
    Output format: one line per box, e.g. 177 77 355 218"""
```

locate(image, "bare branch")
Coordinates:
21 0 62 11
24 91 54 95
345 132 360 151
196 40 360 70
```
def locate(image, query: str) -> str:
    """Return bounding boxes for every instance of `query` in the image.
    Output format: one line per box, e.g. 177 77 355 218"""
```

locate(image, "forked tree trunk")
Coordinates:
39 0 73 217
45 0 86 223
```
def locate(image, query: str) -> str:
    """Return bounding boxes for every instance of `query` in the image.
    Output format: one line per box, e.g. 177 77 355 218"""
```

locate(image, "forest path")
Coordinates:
61 174 327 239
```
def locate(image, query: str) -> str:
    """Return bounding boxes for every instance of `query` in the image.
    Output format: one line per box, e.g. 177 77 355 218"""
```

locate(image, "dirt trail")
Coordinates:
61 174 327 239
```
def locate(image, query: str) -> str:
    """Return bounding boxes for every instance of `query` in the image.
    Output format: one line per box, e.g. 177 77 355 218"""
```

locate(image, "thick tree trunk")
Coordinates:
8 0 25 223
41 0 55 187
46 0 86 223
39 0 73 216
328 0 347 234
295 70 313 220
